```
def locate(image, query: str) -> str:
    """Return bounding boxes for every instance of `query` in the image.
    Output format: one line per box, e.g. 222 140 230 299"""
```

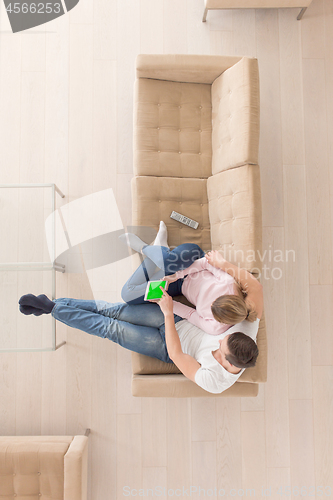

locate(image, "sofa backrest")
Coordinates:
211 57 260 174
207 164 263 273
136 54 243 84
0 436 73 499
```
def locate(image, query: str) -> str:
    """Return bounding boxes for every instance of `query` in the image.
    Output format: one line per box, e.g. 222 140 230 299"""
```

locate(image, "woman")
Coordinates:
120 228 258 335
18 251 262 394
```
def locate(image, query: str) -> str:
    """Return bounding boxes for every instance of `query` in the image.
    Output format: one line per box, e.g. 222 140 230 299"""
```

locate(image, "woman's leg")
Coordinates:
51 300 177 363
142 243 204 273
121 243 204 304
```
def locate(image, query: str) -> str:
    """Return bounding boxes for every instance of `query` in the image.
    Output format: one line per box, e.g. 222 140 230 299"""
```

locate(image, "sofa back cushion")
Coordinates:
134 78 212 178
208 164 262 273
211 57 260 174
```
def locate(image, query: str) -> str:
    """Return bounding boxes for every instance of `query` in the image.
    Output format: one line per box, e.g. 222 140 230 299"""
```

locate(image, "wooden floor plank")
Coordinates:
289 400 316 491
262 227 290 467
256 9 284 227
283 165 312 399
302 58 332 285
279 9 305 165
312 367 333 489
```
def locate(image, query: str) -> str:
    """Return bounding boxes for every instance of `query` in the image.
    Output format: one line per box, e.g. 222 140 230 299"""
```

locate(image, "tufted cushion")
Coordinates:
131 176 211 251
0 437 73 499
211 57 260 174
207 164 262 272
134 78 212 178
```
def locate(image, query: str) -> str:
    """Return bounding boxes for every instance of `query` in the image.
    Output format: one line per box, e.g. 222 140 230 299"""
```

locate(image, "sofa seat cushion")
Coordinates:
211 57 259 174
134 78 212 178
207 164 262 272
131 176 211 250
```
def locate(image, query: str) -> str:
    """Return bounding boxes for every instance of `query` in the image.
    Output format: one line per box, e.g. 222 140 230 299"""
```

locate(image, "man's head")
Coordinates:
219 332 259 369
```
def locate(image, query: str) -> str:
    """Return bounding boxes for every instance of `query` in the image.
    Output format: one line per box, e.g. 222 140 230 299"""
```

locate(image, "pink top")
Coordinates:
172 257 236 335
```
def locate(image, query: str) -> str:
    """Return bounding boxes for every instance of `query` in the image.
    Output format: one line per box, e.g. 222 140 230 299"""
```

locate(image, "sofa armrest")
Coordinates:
64 435 89 500
136 54 243 84
132 374 259 397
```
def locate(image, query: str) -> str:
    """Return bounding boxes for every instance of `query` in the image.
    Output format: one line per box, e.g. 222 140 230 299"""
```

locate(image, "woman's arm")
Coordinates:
205 251 263 320
157 288 201 382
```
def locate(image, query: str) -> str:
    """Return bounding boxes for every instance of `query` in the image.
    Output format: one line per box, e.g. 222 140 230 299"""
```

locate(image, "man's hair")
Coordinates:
226 332 259 369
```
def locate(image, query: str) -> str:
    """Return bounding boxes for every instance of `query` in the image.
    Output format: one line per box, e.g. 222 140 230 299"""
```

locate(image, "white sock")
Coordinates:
153 221 169 248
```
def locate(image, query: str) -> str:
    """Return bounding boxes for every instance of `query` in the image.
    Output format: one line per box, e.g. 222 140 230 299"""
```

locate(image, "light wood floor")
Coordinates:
0 0 333 498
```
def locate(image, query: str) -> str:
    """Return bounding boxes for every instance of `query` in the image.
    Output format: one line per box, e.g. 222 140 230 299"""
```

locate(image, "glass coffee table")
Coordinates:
0 183 66 352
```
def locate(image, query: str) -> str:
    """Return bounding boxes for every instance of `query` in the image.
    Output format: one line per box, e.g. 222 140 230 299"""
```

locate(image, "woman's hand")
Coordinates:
162 274 178 291
205 250 226 269
156 287 174 317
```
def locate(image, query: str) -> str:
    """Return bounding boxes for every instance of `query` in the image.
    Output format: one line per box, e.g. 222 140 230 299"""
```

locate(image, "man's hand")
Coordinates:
156 287 174 317
205 250 226 269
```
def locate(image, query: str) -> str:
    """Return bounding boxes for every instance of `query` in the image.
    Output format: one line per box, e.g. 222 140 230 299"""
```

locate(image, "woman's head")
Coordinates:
211 294 257 325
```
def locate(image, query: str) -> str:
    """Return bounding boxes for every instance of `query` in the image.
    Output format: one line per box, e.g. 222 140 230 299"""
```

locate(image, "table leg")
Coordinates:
55 341 66 350
54 184 65 198
297 7 307 20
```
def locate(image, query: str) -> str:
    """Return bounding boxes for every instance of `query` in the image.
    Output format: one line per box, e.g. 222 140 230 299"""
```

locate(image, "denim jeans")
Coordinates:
51 298 183 363
121 243 205 305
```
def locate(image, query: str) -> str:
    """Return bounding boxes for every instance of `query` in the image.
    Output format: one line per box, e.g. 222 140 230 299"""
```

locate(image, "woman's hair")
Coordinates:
211 283 257 325
226 332 259 368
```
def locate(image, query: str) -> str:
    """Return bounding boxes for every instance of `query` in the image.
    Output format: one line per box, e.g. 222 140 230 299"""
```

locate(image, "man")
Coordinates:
19 251 262 395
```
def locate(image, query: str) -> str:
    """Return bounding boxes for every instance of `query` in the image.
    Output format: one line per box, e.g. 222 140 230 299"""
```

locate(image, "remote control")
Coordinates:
170 211 199 229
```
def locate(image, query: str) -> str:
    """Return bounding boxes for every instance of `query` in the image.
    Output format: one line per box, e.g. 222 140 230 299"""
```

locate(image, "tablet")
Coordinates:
144 280 167 301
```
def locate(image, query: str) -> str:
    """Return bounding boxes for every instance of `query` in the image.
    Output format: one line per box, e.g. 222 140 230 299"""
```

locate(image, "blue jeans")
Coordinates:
51 298 183 363
121 243 205 305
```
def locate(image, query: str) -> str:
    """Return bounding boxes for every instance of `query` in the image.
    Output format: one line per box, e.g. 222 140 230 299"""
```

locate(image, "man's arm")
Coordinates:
156 288 201 383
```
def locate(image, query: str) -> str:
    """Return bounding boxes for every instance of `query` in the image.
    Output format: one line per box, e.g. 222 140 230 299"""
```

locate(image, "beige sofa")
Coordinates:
131 54 267 397
202 0 313 21
0 432 89 500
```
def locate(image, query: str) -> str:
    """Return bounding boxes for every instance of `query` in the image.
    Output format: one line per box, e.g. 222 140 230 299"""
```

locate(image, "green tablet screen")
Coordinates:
145 280 167 300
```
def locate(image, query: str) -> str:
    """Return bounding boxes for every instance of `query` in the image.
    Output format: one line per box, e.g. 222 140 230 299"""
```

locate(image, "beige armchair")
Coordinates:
0 430 89 500
202 0 313 21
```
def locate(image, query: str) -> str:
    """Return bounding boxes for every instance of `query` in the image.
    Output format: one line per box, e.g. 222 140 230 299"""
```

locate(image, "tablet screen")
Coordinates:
144 280 167 300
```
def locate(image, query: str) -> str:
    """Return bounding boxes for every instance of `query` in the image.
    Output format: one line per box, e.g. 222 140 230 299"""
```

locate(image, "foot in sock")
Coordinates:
19 293 55 313
119 233 148 254
19 304 44 316
153 221 169 248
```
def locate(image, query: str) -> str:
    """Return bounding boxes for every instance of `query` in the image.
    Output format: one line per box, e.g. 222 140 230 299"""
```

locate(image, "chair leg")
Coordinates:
85 429 91 437
297 7 307 20
202 7 208 22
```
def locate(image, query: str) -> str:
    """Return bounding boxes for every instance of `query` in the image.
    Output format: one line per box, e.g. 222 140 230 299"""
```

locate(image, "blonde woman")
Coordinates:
120 225 262 336
163 249 262 336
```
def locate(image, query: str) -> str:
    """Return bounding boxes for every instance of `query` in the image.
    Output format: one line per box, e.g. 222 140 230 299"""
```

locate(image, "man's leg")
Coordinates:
51 300 174 363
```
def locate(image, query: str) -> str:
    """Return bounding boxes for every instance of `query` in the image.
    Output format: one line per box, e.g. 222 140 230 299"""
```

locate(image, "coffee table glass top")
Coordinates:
0 184 62 352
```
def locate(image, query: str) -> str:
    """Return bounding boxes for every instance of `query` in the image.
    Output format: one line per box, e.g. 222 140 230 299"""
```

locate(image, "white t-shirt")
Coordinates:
175 318 260 394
